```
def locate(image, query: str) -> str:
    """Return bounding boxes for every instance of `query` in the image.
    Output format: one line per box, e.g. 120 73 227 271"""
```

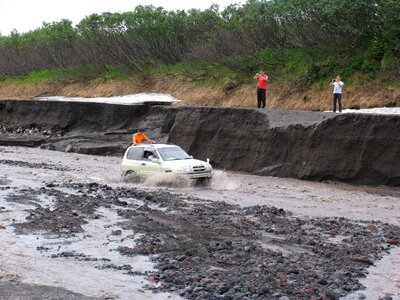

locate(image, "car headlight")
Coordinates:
181 166 193 172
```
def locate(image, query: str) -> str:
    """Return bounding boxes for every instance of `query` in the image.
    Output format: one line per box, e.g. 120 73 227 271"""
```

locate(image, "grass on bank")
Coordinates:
1 47 399 90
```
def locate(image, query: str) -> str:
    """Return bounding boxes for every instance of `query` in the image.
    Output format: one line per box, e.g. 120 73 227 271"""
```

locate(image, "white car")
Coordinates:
121 144 212 182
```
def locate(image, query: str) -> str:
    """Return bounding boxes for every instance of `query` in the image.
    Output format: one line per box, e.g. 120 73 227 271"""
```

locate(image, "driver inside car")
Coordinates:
148 153 157 160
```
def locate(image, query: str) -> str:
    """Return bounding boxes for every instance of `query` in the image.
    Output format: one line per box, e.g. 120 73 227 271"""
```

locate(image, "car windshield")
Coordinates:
158 146 190 161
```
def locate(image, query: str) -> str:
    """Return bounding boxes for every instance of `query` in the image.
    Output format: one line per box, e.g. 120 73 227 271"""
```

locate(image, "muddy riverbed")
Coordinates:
0 146 399 299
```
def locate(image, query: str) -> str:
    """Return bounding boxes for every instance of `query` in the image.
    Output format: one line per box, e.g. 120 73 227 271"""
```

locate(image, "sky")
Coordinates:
0 0 241 35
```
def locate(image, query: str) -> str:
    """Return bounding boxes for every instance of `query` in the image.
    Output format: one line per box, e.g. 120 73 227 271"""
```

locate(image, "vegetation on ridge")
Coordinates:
0 0 399 96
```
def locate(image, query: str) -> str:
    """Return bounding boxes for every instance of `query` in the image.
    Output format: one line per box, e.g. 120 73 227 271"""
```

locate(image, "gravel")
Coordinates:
7 181 399 299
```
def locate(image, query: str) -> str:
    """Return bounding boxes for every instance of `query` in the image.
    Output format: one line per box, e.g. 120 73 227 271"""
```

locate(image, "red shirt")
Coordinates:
255 73 268 89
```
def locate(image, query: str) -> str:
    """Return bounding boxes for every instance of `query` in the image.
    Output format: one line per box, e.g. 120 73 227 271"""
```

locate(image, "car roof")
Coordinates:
130 144 179 149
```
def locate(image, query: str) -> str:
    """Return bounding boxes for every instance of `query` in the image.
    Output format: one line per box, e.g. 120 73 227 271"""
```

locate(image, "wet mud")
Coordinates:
1 147 400 299
0 280 98 300
3 181 400 299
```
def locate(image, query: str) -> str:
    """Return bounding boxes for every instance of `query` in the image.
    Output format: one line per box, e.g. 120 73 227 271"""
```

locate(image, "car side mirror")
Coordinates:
152 158 159 163
189 156 193 159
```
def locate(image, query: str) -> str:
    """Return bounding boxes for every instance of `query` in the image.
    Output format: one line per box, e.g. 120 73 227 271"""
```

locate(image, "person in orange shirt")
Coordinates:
131 129 156 145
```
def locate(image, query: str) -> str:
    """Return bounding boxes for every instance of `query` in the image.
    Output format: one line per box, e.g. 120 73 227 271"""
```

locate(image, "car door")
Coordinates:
124 147 144 176
140 148 161 177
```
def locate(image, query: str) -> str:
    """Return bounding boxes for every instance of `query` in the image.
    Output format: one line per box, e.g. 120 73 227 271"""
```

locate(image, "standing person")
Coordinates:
330 75 344 112
131 129 156 145
253 69 269 109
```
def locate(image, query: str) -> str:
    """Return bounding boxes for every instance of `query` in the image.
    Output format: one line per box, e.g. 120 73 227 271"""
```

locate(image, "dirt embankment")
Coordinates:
1 99 399 187
0 75 399 111
164 107 400 186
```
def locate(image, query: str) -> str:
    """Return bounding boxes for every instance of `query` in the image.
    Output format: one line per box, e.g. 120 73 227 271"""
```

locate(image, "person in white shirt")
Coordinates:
330 75 344 112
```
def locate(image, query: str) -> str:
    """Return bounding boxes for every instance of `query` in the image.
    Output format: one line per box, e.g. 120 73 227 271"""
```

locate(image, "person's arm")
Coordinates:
338 81 344 87
253 73 259 80
143 134 156 144
132 134 137 145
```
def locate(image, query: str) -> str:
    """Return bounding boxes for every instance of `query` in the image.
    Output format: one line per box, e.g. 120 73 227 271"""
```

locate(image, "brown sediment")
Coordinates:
0 75 399 111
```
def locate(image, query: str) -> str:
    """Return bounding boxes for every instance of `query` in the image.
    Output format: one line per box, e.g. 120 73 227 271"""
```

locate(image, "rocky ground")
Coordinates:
0 146 399 299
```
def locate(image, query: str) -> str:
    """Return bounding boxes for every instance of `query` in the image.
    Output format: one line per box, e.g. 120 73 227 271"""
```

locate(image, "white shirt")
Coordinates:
333 81 344 94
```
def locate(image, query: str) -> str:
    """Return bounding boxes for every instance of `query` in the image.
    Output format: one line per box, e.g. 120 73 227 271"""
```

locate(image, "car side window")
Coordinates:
127 147 143 160
143 150 156 160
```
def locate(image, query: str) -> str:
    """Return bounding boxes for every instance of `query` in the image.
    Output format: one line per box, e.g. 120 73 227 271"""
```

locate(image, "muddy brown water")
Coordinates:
0 146 399 299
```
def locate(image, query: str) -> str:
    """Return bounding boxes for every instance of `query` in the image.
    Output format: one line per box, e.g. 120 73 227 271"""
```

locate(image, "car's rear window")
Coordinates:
126 147 143 160
158 146 190 161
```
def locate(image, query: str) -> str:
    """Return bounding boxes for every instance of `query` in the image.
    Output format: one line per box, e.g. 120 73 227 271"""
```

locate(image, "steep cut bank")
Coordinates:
0 100 399 186
0 100 152 155
165 107 400 186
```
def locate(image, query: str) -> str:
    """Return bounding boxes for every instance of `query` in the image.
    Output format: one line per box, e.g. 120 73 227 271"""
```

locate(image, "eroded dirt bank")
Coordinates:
0 76 399 111
0 147 399 299
1 100 399 187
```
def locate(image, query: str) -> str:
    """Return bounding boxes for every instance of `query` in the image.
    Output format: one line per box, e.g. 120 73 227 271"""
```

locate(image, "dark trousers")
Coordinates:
257 88 266 108
333 93 342 112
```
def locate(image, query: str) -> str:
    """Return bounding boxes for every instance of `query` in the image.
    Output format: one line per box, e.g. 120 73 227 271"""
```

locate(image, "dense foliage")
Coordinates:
0 0 399 80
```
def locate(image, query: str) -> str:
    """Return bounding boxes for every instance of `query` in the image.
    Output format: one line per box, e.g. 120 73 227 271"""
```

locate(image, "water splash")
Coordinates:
210 170 239 190
143 172 192 188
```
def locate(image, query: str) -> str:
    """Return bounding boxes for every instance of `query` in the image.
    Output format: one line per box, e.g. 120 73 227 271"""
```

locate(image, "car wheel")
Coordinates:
196 177 211 187
124 170 140 183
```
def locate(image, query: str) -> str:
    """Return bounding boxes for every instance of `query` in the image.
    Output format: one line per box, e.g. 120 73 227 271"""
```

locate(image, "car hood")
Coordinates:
162 158 210 167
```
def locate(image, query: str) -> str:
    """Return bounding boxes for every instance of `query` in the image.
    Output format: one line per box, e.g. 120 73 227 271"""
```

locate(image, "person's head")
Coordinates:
336 75 341 81
136 128 142 134
259 69 265 75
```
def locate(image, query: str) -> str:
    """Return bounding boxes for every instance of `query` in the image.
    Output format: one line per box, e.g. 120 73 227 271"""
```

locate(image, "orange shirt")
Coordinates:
132 132 152 144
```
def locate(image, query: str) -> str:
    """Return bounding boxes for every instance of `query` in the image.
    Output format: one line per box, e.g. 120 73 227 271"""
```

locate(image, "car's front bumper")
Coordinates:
186 171 212 179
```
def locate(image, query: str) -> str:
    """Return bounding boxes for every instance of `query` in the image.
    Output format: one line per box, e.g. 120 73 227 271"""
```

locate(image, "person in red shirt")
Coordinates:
131 129 156 145
253 69 269 108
